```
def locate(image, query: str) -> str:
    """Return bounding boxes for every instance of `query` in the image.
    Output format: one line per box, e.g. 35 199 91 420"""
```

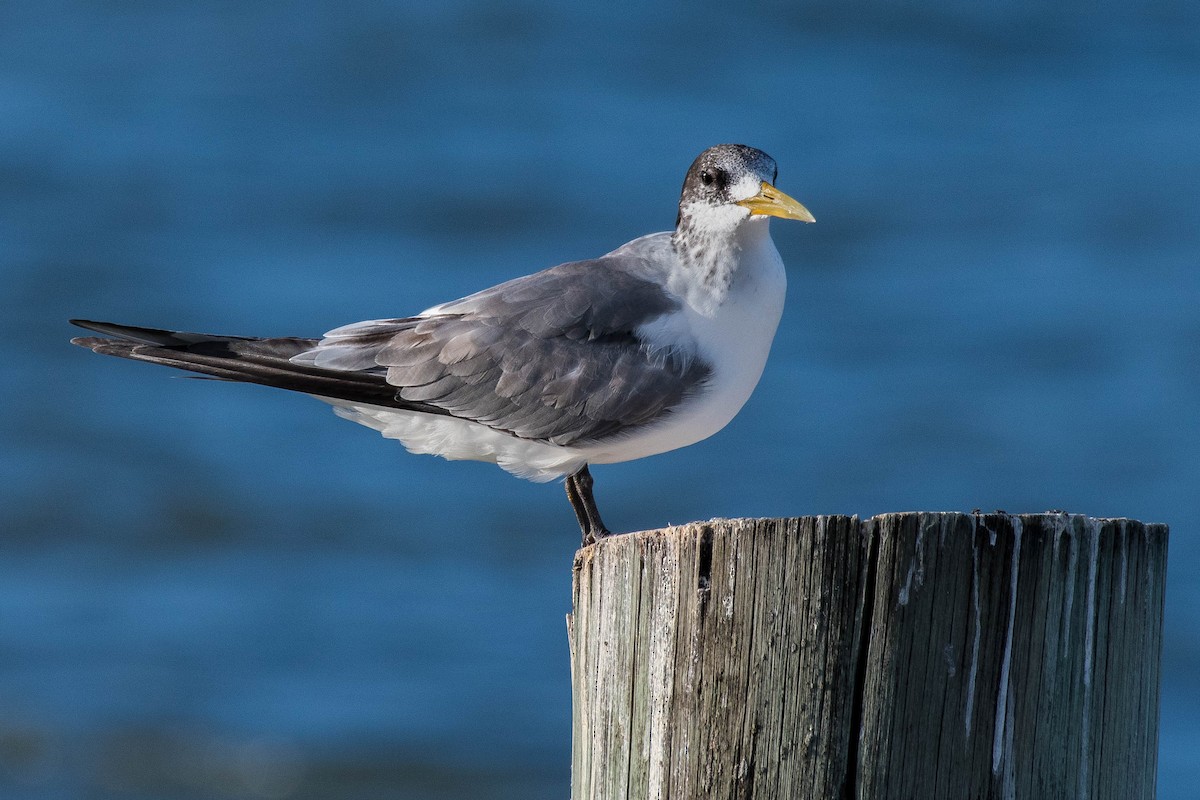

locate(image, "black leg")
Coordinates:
568 464 611 547
564 472 591 540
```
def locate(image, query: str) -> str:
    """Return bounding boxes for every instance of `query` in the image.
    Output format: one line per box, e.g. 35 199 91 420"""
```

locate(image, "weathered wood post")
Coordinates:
567 512 1167 800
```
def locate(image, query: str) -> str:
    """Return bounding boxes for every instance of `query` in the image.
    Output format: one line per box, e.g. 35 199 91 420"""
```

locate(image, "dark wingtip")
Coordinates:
70 319 109 334
70 320 124 348
65 320 195 346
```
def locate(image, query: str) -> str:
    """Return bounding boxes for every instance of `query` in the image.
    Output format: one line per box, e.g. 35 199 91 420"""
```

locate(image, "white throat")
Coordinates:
670 211 776 314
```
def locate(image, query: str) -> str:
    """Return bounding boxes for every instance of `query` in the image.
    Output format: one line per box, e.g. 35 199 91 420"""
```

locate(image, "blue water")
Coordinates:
3 1 1198 797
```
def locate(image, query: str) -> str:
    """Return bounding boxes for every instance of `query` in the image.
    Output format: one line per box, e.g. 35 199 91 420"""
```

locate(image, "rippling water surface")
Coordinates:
3 2 1198 797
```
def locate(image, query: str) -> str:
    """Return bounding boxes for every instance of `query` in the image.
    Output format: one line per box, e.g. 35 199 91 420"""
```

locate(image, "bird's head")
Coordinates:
676 144 814 233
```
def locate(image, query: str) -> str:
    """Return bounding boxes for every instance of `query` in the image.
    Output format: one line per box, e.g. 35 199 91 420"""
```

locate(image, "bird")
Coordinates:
71 144 814 546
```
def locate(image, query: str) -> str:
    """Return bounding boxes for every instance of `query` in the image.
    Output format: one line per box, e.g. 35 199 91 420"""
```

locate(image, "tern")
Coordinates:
71 144 814 545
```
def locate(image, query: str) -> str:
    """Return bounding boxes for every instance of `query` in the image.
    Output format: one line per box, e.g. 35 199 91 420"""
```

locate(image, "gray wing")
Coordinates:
295 255 712 446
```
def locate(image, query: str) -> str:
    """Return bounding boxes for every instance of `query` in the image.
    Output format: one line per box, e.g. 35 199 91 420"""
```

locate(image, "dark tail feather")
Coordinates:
70 319 266 347
69 319 449 415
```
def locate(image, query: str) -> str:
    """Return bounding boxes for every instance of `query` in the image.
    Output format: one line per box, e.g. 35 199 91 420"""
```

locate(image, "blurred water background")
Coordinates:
2 1 1198 797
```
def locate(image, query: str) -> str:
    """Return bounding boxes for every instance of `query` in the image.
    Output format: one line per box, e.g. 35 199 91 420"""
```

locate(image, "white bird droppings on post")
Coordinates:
1061 516 1078 660
898 518 927 606
992 517 1022 775
964 519 982 738
1077 518 1101 800
1118 519 1128 606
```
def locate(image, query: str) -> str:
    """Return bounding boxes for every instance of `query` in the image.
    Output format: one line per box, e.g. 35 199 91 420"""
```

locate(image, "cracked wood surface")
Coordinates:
567 513 1167 800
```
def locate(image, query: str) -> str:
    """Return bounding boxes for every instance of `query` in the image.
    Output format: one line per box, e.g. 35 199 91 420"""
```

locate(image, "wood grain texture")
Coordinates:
567 513 1167 800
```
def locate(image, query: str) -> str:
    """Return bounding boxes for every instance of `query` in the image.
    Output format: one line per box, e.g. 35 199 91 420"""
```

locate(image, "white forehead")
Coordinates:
729 172 766 202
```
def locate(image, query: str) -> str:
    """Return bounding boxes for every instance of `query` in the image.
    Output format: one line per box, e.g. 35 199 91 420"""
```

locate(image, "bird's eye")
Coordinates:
700 170 714 186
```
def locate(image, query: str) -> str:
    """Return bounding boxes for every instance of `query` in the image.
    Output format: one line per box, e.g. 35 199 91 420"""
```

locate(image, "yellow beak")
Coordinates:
735 182 815 223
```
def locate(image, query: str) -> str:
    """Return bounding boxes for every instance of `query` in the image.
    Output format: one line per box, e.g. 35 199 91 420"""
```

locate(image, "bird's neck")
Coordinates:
671 213 774 315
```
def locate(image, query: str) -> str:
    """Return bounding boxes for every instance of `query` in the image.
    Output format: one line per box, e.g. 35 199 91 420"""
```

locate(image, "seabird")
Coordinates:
71 144 814 545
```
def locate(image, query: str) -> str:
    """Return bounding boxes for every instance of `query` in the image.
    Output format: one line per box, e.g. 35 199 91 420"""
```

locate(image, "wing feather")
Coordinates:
299 250 711 446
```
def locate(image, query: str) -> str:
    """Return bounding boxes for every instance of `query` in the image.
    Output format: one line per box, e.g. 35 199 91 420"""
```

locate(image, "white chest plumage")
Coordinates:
583 218 787 465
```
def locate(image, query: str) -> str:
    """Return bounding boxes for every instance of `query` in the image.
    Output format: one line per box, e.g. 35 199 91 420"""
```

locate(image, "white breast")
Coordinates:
581 219 787 465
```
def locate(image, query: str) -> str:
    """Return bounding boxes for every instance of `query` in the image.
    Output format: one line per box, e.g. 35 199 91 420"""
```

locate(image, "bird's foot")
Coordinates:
580 525 614 548
566 464 612 548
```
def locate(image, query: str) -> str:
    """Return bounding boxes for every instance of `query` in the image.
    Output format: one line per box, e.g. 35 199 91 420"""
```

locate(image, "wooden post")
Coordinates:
567 513 1167 800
